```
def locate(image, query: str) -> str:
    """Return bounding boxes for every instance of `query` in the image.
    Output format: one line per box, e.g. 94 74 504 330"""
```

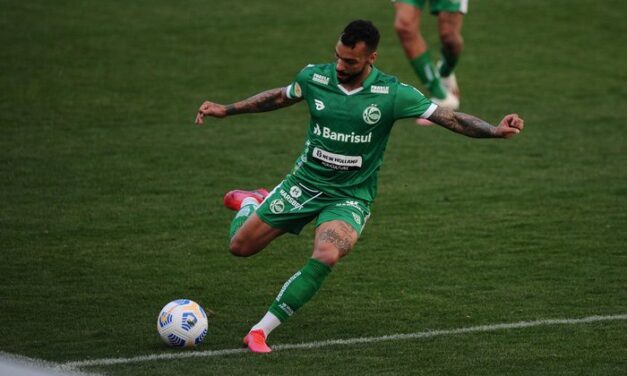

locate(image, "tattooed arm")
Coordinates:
428 106 524 139
195 87 302 124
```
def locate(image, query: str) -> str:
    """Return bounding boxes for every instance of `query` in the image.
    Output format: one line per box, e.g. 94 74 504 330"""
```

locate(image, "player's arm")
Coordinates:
195 87 302 124
428 106 524 138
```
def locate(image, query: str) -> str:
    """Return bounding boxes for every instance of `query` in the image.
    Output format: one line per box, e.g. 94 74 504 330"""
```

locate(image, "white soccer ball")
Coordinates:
157 299 208 348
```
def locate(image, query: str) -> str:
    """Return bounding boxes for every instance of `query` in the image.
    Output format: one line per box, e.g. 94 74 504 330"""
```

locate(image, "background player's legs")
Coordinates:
394 2 448 101
437 12 464 79
246 220 359 353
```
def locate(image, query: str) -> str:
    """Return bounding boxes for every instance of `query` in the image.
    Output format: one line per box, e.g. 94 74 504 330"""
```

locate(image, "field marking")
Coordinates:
60 313 627 370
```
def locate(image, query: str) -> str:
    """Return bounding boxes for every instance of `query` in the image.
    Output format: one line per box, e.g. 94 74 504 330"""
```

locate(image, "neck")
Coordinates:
339 65 372 91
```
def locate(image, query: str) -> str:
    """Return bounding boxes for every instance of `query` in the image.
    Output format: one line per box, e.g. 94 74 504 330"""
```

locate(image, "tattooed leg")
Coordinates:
313 220 359 266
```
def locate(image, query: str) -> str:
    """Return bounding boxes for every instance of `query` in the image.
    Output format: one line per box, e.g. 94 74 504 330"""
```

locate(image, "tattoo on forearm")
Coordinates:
225 88 298 115
429 107 496 138
454 112 497 138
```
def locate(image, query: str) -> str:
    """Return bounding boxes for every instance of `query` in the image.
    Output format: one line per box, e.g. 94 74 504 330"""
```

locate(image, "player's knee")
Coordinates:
228 237 257 257
440 32 463 55
394 16 418 39
312 242 348 267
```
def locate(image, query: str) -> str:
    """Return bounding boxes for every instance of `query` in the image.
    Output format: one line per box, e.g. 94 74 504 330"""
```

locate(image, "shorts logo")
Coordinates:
270 199 285 214
363 104 381 125
352 212 362 225
314 99 325 111
289 186 302 198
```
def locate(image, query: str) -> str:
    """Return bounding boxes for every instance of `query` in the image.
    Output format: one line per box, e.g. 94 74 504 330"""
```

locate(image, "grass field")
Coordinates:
1 0 626 375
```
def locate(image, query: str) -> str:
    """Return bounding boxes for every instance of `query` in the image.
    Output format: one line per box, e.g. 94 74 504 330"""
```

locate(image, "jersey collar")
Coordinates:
335 65 379 96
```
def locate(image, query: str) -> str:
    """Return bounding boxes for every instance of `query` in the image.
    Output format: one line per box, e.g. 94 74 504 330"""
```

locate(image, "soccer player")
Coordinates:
195 20 523 353
393 0 467 112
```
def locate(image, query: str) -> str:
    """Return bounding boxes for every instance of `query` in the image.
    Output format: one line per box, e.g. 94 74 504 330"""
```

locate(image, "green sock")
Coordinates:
409 51 447 99
268 258 332 322
228 204 256 239
438 48 458 78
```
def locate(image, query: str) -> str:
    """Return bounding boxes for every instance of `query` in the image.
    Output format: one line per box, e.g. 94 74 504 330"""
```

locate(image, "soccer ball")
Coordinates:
157 299 208 348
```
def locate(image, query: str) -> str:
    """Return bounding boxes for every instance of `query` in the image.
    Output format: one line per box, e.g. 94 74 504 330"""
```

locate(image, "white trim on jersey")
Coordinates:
285 84 294 99
421 103 438 119
337 85 364 96
460 0 469 14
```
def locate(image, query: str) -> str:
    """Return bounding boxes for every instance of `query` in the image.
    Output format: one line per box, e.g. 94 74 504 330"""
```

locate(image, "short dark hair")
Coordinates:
340 20 380 52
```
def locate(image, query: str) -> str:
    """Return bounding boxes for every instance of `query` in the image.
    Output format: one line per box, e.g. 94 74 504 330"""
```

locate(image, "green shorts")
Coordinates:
394 0 469 14
255 175 371 235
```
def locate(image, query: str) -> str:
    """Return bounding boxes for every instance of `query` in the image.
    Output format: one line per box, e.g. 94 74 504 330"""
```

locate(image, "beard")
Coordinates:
336 66 366 84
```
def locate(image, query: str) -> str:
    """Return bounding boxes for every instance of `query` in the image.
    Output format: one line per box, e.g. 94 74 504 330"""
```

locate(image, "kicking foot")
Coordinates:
431 90 460 111
243 329 272 353
437 60 460 100
440 72 460 99
223 189 269 211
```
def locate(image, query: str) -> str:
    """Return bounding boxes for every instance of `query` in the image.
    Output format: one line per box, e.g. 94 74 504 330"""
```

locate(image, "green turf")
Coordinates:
1 0 626 375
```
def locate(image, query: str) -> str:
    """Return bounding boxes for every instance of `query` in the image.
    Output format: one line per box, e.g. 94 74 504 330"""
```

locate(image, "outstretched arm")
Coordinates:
428 106 524 138
195 87 302 124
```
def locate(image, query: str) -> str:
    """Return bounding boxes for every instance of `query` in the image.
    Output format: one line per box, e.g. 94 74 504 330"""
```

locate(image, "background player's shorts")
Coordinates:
255 175 371 235
394 0 469 15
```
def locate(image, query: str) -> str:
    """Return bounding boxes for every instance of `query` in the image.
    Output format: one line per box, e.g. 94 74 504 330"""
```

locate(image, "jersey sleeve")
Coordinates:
393 83 438 120
286 65 314 100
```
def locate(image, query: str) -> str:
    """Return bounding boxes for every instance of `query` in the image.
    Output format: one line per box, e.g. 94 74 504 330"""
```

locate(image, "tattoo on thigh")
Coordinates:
319 225 355 256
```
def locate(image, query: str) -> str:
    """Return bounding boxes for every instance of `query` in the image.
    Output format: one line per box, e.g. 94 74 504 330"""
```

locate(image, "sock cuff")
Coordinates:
410 50 432 66
306 258 332 277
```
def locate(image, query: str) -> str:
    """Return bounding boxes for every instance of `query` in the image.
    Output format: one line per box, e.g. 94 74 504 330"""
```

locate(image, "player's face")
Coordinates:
335 40 377 84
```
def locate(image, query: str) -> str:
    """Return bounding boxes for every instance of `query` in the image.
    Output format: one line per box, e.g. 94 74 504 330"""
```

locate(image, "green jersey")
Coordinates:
286 63 436 202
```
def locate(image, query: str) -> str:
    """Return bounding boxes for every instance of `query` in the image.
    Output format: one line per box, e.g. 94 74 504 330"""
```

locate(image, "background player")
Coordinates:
393 0 467 113
195 19 523 354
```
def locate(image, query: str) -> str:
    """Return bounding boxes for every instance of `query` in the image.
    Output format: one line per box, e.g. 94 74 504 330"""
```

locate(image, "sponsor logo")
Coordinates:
289 186 302 198
363 104 381 125
269 199 285 214
370 85 389 94
278 303 295 316
352 212 362 225
279 189 302 210
313 147 362 170
276 271 301 302
314 99 325 111
315 125 371 143
336 200 363 212
313 73 330 85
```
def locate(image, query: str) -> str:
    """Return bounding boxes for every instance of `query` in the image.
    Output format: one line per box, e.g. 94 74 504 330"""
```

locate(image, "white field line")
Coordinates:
60 313 627 370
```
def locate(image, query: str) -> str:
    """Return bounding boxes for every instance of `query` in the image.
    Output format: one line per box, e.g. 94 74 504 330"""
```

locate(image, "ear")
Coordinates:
368 51 378 65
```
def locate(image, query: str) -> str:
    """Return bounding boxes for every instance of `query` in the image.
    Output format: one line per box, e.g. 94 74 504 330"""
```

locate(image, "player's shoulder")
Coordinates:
369 68 423 96
295 63 335 85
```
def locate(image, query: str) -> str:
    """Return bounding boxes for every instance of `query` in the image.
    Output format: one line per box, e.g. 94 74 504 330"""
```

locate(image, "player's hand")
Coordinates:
195 101 227 124
495 113 524 138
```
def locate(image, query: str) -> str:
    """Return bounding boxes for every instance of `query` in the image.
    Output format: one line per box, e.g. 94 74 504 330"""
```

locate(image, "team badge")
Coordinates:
270 199 285 214
363 104 381 125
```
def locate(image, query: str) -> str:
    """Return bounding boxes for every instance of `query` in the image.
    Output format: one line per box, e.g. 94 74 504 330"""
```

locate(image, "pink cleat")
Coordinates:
223 189 269 211
243 329 272 353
